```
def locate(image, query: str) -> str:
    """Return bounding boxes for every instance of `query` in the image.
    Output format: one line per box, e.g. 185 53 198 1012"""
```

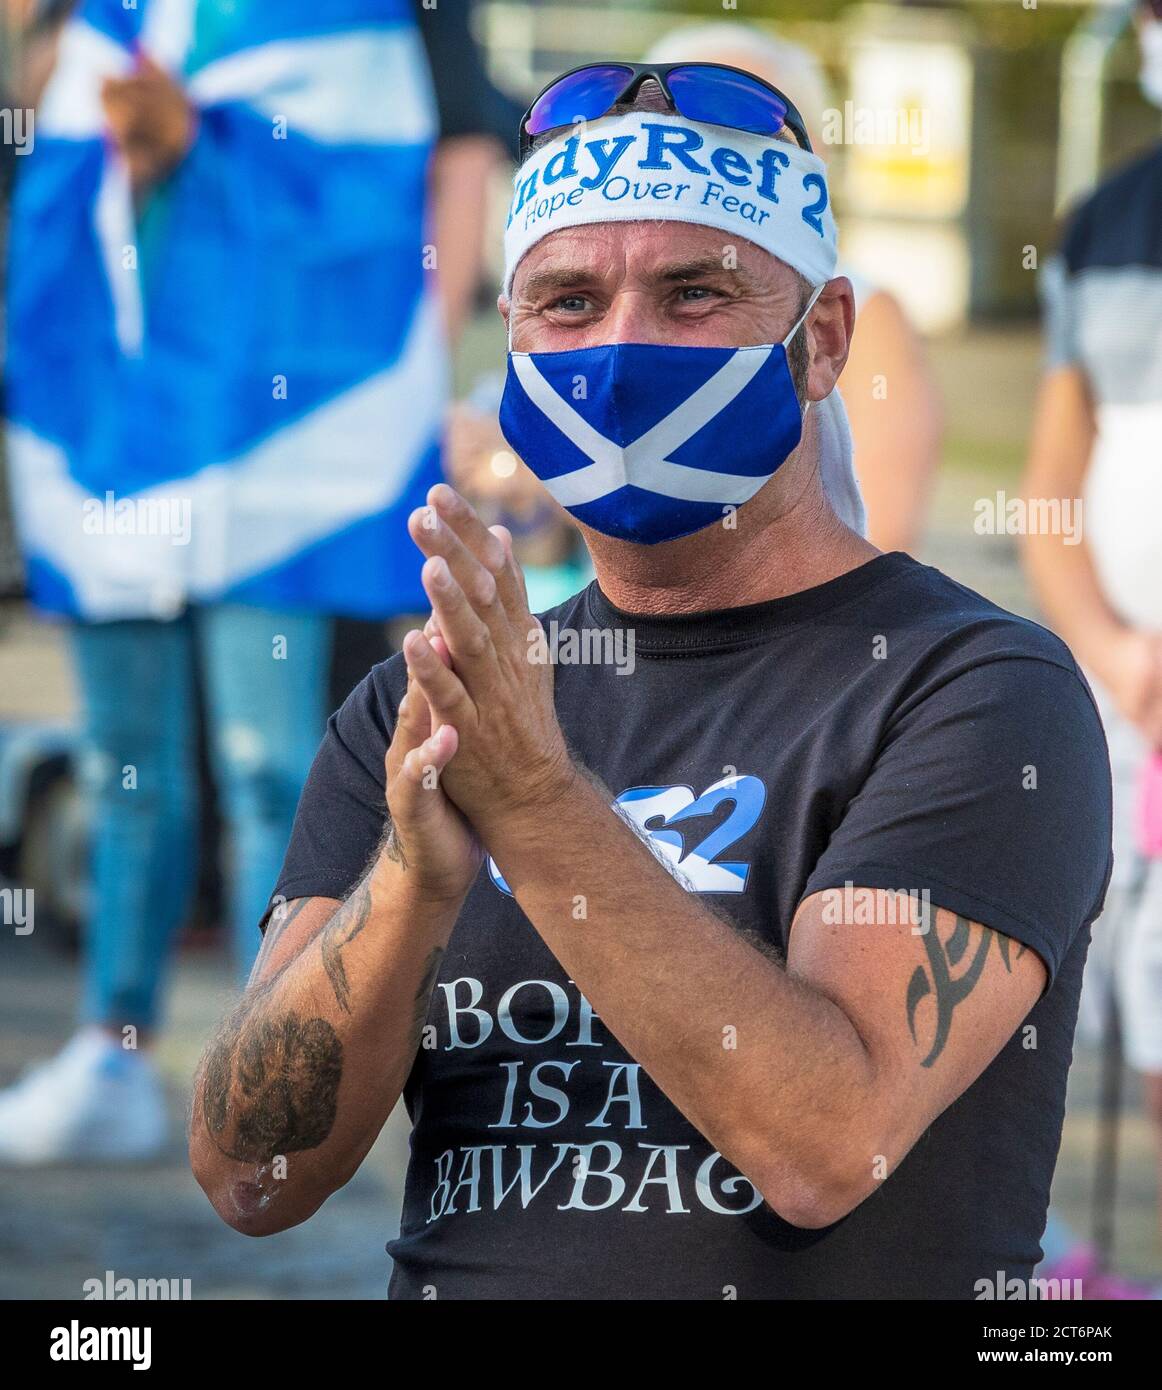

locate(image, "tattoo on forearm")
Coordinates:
409 946 444 1052
201 1000 342 1162
383 820 408 871
905 916 1026 1068
250 897 310 981
320 882 373 1014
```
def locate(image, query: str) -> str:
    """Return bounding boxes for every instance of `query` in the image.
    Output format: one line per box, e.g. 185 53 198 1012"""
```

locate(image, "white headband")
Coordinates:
503 112 837 292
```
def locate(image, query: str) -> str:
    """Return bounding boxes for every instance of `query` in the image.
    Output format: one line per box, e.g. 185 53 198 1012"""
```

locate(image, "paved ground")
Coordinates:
1 325 1159 1297
0 929 412 1300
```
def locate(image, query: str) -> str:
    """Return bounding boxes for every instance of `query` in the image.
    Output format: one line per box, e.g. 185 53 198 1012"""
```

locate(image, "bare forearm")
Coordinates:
843 291 942 554
1023 529 1125 676
190 855 460 1235
430 136 501 343
489 770 878 1223
1021 367 1124 676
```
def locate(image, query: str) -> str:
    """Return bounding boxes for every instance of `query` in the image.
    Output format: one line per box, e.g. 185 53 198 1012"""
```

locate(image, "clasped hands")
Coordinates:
382 484 579 904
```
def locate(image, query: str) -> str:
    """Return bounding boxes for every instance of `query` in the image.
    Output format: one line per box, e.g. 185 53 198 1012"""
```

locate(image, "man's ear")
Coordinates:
806 276 855 402
497 293 511 330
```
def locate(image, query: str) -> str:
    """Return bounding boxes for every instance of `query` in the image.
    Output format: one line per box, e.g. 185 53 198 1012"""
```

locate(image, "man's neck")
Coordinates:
583 463 881 616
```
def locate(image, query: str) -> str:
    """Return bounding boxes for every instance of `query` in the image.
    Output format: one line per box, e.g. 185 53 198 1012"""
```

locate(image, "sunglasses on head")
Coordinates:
518 61 814 163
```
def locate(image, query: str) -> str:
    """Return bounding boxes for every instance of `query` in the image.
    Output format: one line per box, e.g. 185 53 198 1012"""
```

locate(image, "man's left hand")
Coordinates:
402 485 577 840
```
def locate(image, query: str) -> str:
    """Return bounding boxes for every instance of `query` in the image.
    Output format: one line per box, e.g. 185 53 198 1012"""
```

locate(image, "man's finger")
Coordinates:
419 556 500 694
409 503 507 643
428 484 528 617
429 483 507 571
489 524 532 619
402 626 475 727
422 614 453 669
386 684 431 784
390 724 460 827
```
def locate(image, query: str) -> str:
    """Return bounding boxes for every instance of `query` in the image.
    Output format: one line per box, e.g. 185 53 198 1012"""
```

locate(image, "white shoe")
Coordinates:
0 1028 168 1165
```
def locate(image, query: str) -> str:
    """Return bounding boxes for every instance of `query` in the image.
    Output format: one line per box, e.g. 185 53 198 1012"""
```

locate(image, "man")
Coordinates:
191 67 1112 1299
1023 0 1162 1263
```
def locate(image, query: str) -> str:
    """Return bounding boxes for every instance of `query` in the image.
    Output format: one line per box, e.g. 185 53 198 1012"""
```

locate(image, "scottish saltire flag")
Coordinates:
499 341 805 545
5 0 446 620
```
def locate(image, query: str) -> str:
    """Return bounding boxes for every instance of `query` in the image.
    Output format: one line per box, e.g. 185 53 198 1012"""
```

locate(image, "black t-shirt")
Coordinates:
272 553 1113 1300
413 0 523 147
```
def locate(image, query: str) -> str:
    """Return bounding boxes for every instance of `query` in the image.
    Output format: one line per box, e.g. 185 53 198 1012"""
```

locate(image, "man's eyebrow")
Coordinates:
517 255 759 300
650 256 757 287
653 256 740 279
518 266 600 299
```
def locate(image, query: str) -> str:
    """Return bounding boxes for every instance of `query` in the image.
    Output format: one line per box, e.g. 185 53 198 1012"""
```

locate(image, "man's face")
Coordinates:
504 221 808 356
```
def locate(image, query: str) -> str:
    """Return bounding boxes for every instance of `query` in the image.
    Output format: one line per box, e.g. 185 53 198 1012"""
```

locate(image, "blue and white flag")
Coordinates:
5 0 446 621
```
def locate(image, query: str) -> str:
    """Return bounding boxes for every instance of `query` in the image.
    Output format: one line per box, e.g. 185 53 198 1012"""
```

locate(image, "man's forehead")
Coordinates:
513 221 793 293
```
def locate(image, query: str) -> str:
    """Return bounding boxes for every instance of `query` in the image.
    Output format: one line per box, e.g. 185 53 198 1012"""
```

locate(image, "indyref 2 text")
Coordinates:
509 120 827 237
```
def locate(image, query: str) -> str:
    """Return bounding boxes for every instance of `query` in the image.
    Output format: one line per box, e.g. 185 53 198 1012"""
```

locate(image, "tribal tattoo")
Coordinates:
409 946 445 1052
320 881 373 1014
249 896 310 984
905 914 1026 1068
383 820 408 871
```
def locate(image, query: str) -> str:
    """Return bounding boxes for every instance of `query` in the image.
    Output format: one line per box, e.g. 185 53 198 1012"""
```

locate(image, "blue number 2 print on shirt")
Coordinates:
487 774 767 897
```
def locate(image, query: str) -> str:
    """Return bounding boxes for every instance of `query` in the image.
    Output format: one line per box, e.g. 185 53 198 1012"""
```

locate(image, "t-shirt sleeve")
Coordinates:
263 663 399 925
1040 253 1081 371
800 654 1113 986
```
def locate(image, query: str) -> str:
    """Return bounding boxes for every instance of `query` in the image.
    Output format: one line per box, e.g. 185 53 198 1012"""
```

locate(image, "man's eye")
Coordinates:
552 295 590 312
678 286 719 302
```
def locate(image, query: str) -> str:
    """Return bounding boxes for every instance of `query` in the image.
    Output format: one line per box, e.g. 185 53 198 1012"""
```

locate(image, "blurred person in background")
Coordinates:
0 3 74 602
1 1 70 105
647 20 943 556
1022 0 1162 1290
0 0 508 1165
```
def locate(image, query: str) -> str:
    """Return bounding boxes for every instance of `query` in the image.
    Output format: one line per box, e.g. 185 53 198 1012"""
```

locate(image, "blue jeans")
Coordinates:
71 604 332 1030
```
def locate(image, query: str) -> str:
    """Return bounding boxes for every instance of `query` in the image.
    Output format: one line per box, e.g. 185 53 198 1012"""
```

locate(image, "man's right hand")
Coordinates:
384 633 484 904
1098 628 1162 749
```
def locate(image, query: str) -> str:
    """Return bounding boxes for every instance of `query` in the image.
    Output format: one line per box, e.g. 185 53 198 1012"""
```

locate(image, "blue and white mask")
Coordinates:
499 286 821 546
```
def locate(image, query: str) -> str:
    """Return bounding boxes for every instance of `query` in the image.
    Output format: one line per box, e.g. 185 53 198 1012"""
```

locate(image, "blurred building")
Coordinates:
474 0 1162 330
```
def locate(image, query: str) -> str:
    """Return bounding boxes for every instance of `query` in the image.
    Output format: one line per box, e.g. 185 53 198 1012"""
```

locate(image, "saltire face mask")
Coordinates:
498 286 822 546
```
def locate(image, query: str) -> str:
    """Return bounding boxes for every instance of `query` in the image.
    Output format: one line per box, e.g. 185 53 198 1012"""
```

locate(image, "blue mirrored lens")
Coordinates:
667 66 788 136
527 65 635 135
